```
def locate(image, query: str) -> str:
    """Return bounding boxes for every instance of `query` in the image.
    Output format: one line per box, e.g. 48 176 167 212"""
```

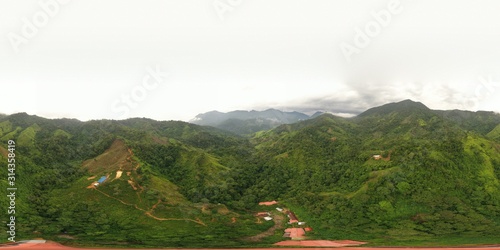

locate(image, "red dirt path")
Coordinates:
275 239 366 247
3 241 500 250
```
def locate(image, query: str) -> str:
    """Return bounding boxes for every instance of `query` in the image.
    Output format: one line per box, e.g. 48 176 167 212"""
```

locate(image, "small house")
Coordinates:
264 216 273 221
97 176 107 184
373 155 382 160
259 200 278 206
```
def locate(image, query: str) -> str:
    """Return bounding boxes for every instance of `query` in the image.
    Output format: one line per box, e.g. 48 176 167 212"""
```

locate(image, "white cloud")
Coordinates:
1 0 500 121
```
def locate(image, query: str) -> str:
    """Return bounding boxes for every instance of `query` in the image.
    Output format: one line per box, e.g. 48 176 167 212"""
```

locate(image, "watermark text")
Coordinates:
6 140 16 243
340 0 403 63
7 0 70 53
111 65 169 119
463 75 499 110
213 0 243 21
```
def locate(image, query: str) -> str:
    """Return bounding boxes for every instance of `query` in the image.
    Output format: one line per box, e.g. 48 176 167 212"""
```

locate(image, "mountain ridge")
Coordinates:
190 99 500 136
190 108 316 135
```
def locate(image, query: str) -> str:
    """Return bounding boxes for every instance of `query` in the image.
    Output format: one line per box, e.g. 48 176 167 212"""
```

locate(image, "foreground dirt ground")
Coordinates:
2 241 500 250
274 239 367 247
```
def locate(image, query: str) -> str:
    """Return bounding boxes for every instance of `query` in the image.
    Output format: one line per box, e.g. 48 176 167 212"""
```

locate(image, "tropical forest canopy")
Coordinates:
0 99 499 247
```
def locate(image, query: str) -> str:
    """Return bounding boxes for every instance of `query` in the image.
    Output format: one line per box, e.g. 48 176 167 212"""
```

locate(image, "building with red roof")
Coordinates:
259 200 278 206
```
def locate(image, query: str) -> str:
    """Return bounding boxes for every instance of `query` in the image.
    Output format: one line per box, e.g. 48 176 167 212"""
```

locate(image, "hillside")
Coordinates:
248 100 500 244
0 115 275 247
0 100 499 247
434 109 500 136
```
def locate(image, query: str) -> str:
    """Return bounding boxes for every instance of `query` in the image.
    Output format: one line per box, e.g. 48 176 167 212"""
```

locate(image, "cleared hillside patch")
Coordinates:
82 139 136 174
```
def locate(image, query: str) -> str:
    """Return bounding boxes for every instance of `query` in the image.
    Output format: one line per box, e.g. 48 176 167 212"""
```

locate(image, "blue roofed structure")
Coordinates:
97 176 107 184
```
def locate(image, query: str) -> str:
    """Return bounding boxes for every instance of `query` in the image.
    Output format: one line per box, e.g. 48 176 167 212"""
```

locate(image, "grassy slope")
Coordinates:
487 124 500 142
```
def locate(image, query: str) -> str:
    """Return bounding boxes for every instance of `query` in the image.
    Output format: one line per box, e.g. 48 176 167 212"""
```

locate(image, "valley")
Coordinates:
0 100 499 248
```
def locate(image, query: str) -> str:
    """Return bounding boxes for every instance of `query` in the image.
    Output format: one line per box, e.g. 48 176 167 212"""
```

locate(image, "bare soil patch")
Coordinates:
81 140 136 174
0 146 8 158
114 171 123 180
127 180 138 190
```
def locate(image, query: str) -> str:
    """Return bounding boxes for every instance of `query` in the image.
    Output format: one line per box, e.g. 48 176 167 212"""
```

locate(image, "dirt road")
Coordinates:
245 213 284 241
3 241 500 250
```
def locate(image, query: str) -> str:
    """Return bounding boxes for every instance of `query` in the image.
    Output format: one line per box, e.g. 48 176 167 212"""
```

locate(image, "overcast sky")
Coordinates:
1 0 499 121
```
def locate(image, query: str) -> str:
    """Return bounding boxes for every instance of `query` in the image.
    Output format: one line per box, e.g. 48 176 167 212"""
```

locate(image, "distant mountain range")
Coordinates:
191 100 500 136
190 109 324 135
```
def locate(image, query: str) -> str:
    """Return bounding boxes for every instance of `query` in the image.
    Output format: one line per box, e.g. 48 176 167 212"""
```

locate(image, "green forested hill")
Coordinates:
0 114 269 247
247 100 500 244
434 109 500 136
0 100 499 247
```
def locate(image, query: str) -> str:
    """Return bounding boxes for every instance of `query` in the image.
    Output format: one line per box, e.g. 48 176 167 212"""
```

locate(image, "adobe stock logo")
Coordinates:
111 65 169 120
340 0 403 63
213 0 243 21
7 0 70 53
463 75 499 110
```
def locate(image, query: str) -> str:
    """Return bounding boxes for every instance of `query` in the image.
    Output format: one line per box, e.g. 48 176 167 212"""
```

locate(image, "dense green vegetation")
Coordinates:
0 100 499 247
247 100 500 244
0 114 269 247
